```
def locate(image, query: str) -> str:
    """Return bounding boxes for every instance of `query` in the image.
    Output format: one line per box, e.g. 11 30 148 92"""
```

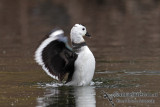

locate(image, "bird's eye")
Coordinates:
82 28 85 31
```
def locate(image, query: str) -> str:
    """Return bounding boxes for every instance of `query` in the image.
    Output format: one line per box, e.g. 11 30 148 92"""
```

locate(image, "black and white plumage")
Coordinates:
35 24 95 86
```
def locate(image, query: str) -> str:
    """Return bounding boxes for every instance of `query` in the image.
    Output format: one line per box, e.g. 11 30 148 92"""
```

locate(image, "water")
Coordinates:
0 0 160 107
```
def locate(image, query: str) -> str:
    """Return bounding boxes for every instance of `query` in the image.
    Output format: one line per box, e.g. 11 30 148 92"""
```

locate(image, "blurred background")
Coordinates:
0 0 160 106
1 0 160 71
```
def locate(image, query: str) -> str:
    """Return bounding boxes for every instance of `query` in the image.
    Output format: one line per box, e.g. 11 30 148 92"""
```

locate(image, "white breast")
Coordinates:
67 46 95 86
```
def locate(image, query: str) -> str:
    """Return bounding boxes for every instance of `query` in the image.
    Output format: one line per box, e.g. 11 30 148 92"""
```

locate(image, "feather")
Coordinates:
35 29 77 81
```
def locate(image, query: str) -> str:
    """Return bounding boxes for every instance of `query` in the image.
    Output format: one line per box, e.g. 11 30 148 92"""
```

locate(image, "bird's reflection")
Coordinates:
74 86 96 107
37 85 96 107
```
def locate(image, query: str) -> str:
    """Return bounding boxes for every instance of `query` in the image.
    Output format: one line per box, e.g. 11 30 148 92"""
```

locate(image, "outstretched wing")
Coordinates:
35 29 77 81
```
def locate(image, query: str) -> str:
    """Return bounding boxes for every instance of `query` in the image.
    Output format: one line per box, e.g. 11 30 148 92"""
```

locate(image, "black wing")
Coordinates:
35 29 77 82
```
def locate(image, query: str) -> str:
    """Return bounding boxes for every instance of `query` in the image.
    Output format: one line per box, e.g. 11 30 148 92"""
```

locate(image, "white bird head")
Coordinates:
70 24 91 43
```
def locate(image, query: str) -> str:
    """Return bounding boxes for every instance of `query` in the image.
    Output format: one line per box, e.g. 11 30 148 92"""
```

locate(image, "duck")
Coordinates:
35 24 95 86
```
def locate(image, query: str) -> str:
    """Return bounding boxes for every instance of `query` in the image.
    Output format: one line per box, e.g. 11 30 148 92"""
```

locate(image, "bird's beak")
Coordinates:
85 32 91 37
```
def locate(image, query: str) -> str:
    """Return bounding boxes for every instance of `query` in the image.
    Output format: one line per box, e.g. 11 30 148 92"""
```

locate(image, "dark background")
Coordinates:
1 0 160 71
0 0 160 106
1 0 160 49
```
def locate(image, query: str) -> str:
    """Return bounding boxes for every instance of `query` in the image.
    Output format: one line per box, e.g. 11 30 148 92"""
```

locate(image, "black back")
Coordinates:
35 29 77 82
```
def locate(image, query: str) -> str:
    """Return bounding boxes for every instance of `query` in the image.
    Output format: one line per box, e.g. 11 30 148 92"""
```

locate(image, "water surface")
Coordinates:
0 0 160 107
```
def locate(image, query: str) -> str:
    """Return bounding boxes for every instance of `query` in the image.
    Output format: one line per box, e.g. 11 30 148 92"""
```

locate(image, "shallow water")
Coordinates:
0 0 160 107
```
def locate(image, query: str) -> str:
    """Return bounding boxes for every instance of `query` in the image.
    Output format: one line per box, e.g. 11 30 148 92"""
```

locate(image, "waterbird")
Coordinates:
35 24 95 86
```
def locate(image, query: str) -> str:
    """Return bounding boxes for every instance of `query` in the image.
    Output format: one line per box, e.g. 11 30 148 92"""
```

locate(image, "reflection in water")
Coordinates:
1 0 160 106
74 86 96 107
37 85 96 107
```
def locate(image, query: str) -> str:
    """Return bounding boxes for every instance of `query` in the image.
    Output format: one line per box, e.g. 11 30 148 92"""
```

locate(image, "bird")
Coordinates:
34 24 95 86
